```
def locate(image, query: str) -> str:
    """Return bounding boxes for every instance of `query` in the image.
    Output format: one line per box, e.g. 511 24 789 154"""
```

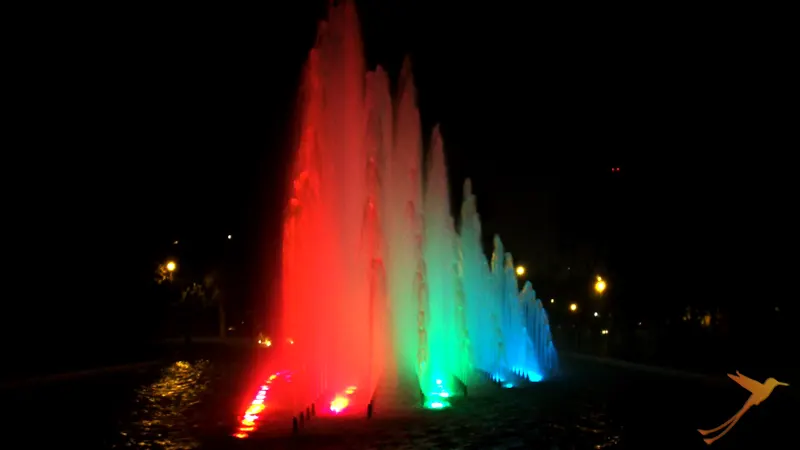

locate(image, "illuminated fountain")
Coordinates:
420 127 470 399
273 0 557 419
458 180 557 385
277 0 408 414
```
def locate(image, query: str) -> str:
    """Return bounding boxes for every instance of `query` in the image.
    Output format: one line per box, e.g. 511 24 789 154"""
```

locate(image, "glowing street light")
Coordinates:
515 265 525 276
569 303 578 312
155 260 177 285
594 276 606 294
228 234 232 240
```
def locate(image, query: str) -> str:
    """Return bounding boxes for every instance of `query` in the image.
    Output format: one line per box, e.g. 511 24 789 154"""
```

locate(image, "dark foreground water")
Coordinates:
2 349 796 449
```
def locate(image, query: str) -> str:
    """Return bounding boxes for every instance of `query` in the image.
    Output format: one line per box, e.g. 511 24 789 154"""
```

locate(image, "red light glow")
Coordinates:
275 0 389 411
330 395 349 413
233 372 287 439
328 385 358 414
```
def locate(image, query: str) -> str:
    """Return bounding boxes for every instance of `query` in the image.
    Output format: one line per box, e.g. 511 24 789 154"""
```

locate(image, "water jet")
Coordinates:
273 0 557 416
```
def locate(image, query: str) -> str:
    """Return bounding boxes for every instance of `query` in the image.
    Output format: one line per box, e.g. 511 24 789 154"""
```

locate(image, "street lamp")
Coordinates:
569 303 578 312
515 265 525 276
594 276 606 294
155 260 177 285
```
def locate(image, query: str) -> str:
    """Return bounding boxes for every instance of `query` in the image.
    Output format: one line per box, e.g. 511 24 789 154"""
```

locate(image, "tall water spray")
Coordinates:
421 127 470 395
277 0 557 413
279 1 385 410
459 182 557 382
382 61 425 389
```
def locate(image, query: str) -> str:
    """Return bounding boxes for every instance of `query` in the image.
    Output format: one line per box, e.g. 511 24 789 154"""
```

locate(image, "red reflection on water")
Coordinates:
233 371 288 439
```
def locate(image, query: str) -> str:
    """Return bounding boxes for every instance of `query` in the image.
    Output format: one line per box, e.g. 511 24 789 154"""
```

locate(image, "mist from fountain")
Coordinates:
379 61 425 390
459 182 558 382
278 1 385 411
420 127 470 396
276 0 557 413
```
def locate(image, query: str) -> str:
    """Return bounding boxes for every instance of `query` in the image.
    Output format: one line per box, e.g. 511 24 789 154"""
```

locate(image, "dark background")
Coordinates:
7 1 796 371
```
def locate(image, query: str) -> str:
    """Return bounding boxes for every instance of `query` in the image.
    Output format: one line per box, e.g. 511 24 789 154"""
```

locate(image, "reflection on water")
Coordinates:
114 360 212 449
572 407 621 448
233 370 290 439
107 360 624 448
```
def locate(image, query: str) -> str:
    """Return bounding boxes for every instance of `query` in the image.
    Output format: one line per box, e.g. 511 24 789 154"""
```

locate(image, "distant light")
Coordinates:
550 299 555 304
173 240 179 244
228 234 232 240
601 329 609 335
593 312 599 317
569 303 578 312
638 322 642 326
594 276 606 294
515 265 525 276
595 280 606 293
166 261 176 272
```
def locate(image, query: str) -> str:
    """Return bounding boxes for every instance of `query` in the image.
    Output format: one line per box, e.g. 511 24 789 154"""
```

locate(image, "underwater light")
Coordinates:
330 395 349 413
528 373 543 382
428 377 451 398
424 398 450 409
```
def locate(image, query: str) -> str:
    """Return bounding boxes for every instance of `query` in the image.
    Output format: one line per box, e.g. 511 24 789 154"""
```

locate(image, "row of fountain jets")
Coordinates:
278 0 557 404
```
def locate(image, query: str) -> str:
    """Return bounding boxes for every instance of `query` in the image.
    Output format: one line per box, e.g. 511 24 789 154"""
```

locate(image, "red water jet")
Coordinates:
274 0 387 413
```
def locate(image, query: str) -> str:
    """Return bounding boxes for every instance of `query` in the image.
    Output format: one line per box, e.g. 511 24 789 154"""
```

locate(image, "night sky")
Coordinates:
12 1 795 352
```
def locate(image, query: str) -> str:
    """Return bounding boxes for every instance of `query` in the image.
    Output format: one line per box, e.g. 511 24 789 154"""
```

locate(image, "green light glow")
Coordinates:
420 132 471 397
423 398 450 409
